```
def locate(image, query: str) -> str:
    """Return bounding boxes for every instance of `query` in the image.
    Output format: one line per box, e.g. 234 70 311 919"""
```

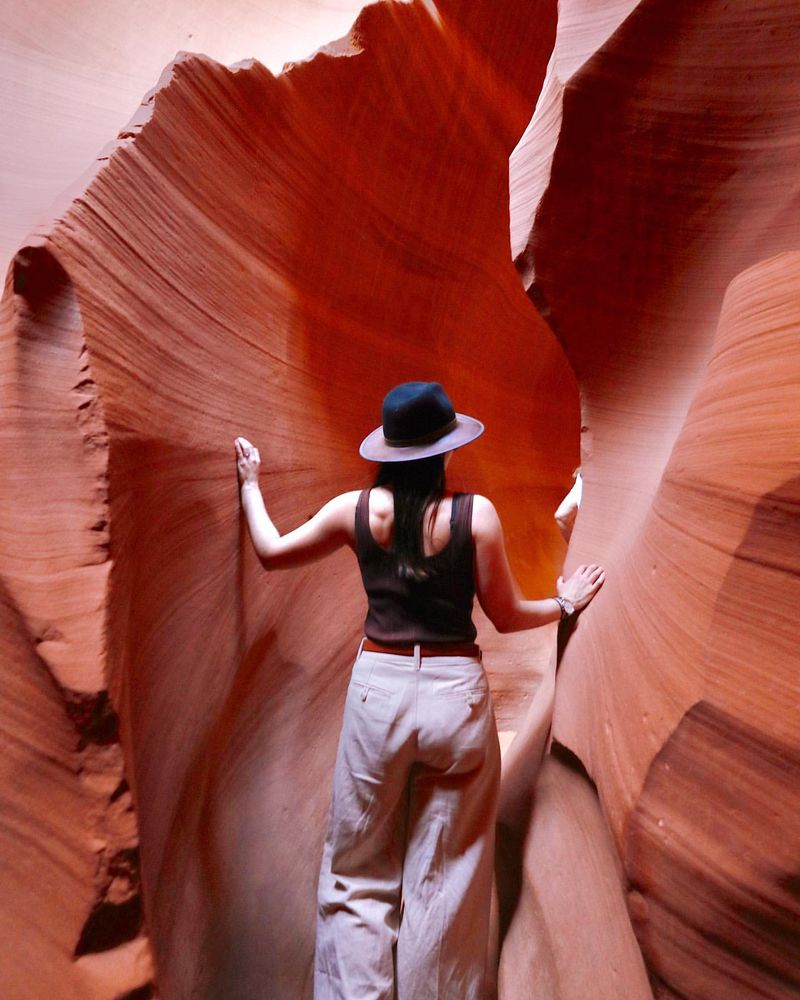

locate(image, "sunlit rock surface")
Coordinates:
2 0 799 997
0 2 582 996
511 1 800 997
0 0 369 271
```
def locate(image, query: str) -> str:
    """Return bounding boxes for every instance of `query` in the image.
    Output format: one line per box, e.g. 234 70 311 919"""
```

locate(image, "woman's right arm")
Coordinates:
236 436 356 570
472 495 604 633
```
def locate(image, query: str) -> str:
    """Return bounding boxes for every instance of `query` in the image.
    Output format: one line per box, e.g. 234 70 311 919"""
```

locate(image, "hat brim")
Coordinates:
359 413 485 462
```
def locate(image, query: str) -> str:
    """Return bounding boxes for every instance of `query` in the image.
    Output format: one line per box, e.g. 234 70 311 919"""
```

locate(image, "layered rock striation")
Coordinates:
0 0 370 271
1 2 579 996
510 1 800 996
2 0 799 998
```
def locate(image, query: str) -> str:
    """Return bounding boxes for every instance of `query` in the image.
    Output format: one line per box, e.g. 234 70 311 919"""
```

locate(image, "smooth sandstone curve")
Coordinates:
4 0 799 996
0 0 370 272
512 1 800 996
1 3 579 996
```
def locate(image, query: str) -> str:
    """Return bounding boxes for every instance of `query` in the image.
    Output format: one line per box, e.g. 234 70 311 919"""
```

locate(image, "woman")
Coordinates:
235 381 604 1000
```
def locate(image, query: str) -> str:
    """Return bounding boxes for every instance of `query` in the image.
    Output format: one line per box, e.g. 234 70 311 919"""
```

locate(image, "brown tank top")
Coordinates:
354 488 477 644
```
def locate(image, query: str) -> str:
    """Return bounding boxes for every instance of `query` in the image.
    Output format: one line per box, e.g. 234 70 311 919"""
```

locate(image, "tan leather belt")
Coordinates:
362 638 481 658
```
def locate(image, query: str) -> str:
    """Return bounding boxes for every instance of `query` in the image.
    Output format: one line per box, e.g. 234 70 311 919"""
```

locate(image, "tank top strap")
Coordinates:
449 492 461 530
452 492 474 543
354 488 372 549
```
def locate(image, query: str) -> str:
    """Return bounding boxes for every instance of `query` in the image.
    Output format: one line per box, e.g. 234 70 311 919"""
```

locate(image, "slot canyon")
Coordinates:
1 1 798 998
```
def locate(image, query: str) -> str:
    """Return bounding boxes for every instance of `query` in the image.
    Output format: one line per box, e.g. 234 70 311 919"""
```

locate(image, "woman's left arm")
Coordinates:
235 436 355 570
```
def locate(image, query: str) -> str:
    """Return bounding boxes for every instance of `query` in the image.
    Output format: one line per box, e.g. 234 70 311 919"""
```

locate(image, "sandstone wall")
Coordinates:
2 1 798 997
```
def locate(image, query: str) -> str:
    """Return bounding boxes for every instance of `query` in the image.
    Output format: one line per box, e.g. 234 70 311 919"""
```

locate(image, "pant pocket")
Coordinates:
347 679 399 722
433 684 489 707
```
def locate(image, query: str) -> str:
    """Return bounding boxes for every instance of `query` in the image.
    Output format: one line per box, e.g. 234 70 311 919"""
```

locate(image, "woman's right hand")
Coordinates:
235 436 261 486
557 563 605 611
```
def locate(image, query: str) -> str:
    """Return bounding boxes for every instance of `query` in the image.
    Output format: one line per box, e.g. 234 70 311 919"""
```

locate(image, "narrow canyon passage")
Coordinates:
1 3 578 997
1 2 799 999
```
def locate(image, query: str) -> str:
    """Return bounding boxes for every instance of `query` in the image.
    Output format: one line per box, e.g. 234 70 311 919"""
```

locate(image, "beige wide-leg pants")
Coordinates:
314 640 501 1000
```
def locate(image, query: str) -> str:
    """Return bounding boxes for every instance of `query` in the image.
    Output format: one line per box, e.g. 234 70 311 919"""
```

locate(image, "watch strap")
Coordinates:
553 596 575 621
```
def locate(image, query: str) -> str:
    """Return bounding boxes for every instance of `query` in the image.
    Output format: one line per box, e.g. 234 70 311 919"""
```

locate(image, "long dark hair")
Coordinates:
373 454 446 581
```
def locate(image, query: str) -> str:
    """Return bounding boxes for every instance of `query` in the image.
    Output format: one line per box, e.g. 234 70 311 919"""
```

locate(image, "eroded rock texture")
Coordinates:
2 0 799 998
1 2 580 997
0 0 369 271
0 248 154 997
510 1 800 997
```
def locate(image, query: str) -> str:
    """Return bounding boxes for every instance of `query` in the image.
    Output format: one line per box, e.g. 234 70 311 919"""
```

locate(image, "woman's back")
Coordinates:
364 486 461 558
354 487 477 645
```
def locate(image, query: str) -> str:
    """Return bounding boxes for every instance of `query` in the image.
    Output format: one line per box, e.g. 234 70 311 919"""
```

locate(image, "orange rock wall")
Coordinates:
1 3 585 996
2 0 799 997
511 1 800 997
0 0 369 271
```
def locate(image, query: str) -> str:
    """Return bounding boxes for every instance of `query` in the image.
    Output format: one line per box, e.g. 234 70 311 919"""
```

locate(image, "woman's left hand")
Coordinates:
235 436 261 486
557 563 605 611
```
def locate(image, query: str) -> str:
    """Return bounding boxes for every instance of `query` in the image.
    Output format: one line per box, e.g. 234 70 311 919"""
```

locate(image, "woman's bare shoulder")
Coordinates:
309 490 361 522
470 495 501 534
311 491 362 542
327 490 362 513
470 494 497 514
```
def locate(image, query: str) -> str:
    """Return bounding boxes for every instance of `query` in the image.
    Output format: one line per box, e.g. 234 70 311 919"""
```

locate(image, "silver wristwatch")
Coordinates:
553 596 576 621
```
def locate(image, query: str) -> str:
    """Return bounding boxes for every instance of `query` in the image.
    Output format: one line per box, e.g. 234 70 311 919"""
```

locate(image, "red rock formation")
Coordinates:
0 248 154 997
621 254 800 999
0 0 369 272
510 1 800 996
1 3 583 996
4 0 799 996
498 752 652 999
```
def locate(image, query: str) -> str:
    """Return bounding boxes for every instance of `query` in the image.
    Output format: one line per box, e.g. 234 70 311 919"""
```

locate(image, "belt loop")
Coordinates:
414 643 421 670
356 636 366 660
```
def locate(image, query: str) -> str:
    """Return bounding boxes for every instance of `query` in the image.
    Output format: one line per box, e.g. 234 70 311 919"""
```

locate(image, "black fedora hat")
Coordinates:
359 382 484 462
